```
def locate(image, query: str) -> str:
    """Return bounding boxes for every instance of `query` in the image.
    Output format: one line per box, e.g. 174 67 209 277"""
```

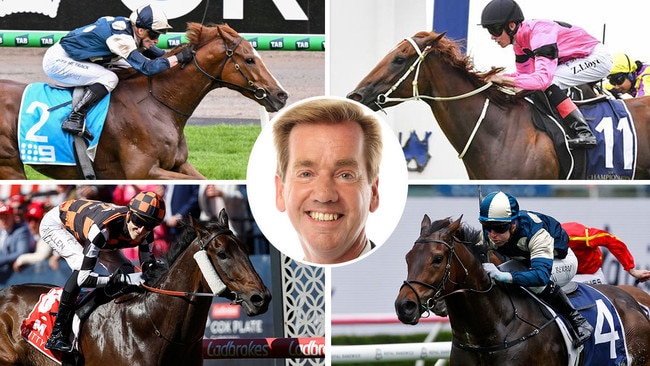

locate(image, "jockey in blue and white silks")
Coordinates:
478 191 593 348
41 3 193 137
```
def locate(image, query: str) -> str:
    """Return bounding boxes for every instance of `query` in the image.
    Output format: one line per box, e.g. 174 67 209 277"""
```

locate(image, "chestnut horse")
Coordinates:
0 22 287 179
0 210 271 366
347 30 650 179
395 215 650 365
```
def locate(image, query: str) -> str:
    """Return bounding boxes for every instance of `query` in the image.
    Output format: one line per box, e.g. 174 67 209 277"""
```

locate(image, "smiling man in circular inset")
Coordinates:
273 98 382 265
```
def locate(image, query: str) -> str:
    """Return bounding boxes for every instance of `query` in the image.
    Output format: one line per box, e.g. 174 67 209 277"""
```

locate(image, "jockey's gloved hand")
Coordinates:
126 272 145 285
175 47 193 65
482 263 513 283
109 272 144 287
141 258 156 273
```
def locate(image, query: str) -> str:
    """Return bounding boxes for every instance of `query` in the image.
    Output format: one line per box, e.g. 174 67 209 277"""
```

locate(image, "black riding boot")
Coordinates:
45 289 76 352
563 109 597 149
539 281 593 348
61 83 107 137
544 84 596 149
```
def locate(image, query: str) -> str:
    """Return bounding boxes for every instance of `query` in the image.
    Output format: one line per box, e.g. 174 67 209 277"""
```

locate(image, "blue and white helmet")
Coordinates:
130 4 172 33
479 191 519 223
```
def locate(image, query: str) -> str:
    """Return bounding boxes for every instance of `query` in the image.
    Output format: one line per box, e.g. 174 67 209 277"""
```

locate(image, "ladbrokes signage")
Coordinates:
0 0 324 35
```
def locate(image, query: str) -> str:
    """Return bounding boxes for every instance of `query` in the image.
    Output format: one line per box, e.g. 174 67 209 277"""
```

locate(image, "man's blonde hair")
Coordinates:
273 98 383 183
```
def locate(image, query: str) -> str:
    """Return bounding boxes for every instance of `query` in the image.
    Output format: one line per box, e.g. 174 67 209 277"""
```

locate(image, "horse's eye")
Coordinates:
245 58 255 64
432 255 444 265
393 56 406 65
217 251 227 260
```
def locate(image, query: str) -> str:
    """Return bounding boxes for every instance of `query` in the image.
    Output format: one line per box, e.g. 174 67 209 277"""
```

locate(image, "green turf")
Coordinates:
25 124 261 180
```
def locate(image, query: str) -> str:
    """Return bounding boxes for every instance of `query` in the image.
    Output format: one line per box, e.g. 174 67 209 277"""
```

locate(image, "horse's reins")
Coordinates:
400 236 486 318
402 235 557 352
142 227 239 346
193 35 269 101
141 228 235 299
375 37 494 159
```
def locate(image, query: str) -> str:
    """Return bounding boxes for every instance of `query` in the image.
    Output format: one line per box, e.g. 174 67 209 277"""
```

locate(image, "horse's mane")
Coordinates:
144 218 229 285
424 217 486 262
415 31 519 107
185 22 239 49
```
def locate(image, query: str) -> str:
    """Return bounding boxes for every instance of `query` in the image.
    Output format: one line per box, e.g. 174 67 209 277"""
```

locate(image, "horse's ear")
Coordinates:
432 31 446 44
449 215 463 232
217 208 229 228
424 31 446 48
188 215 203 233
420 214 431 235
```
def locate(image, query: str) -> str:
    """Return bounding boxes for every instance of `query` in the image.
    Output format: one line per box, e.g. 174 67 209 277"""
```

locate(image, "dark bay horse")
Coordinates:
394 215 650 365
0 209 271 366
347 30 650 179
0 22 288 179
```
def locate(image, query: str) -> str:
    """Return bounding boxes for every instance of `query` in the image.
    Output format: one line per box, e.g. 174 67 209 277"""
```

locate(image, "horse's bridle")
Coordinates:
375 37 494 159
142 227 241 346
399 236 473 318
194 37 268 100
148 35 269 117
141 227 239 302
376 37 493 107
401 236 557 353
400 235 499 318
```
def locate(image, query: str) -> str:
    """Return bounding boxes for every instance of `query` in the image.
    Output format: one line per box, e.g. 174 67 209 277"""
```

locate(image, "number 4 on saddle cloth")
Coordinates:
18 82 109 166
558 283 630 366
528 92 637 180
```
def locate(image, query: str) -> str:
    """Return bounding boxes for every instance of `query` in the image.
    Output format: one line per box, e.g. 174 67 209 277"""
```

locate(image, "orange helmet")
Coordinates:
128 191 166 226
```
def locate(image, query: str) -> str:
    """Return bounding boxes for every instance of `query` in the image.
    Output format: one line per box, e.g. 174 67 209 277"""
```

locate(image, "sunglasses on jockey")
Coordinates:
485 23 505 37
482 221 512 234
130 212 158 231
608 73 629 87
146 29 161 40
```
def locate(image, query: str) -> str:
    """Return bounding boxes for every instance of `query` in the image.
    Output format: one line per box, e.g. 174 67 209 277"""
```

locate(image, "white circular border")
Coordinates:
246 96 409 267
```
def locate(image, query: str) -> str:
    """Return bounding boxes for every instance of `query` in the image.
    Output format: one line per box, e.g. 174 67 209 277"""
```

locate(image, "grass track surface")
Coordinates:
25 124 261 180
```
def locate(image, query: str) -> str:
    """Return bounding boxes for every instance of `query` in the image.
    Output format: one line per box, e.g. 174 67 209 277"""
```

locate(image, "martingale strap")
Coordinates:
452 316 556 352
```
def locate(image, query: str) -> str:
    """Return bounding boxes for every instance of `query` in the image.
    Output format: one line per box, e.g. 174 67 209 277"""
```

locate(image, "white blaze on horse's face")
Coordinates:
252 47 285 90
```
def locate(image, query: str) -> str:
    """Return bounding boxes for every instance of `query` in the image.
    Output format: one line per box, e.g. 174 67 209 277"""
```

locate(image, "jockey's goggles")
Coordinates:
147 29 161 40
482 221 511 234
485 23 505 37
130 213 158 231
608 73 627 86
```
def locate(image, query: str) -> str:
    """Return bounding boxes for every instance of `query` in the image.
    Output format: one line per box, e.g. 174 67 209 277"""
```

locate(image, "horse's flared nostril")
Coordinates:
278 91 288 103
346 92 362 102
395 299 421 324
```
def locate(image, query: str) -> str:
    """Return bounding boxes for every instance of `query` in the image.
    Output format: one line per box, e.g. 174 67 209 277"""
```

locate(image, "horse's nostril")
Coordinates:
251 291 271 306
346 92 362 102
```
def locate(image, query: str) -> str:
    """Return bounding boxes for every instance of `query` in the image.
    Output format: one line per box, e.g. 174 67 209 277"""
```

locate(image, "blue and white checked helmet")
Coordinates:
479 191 519 223
130 4 172 33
